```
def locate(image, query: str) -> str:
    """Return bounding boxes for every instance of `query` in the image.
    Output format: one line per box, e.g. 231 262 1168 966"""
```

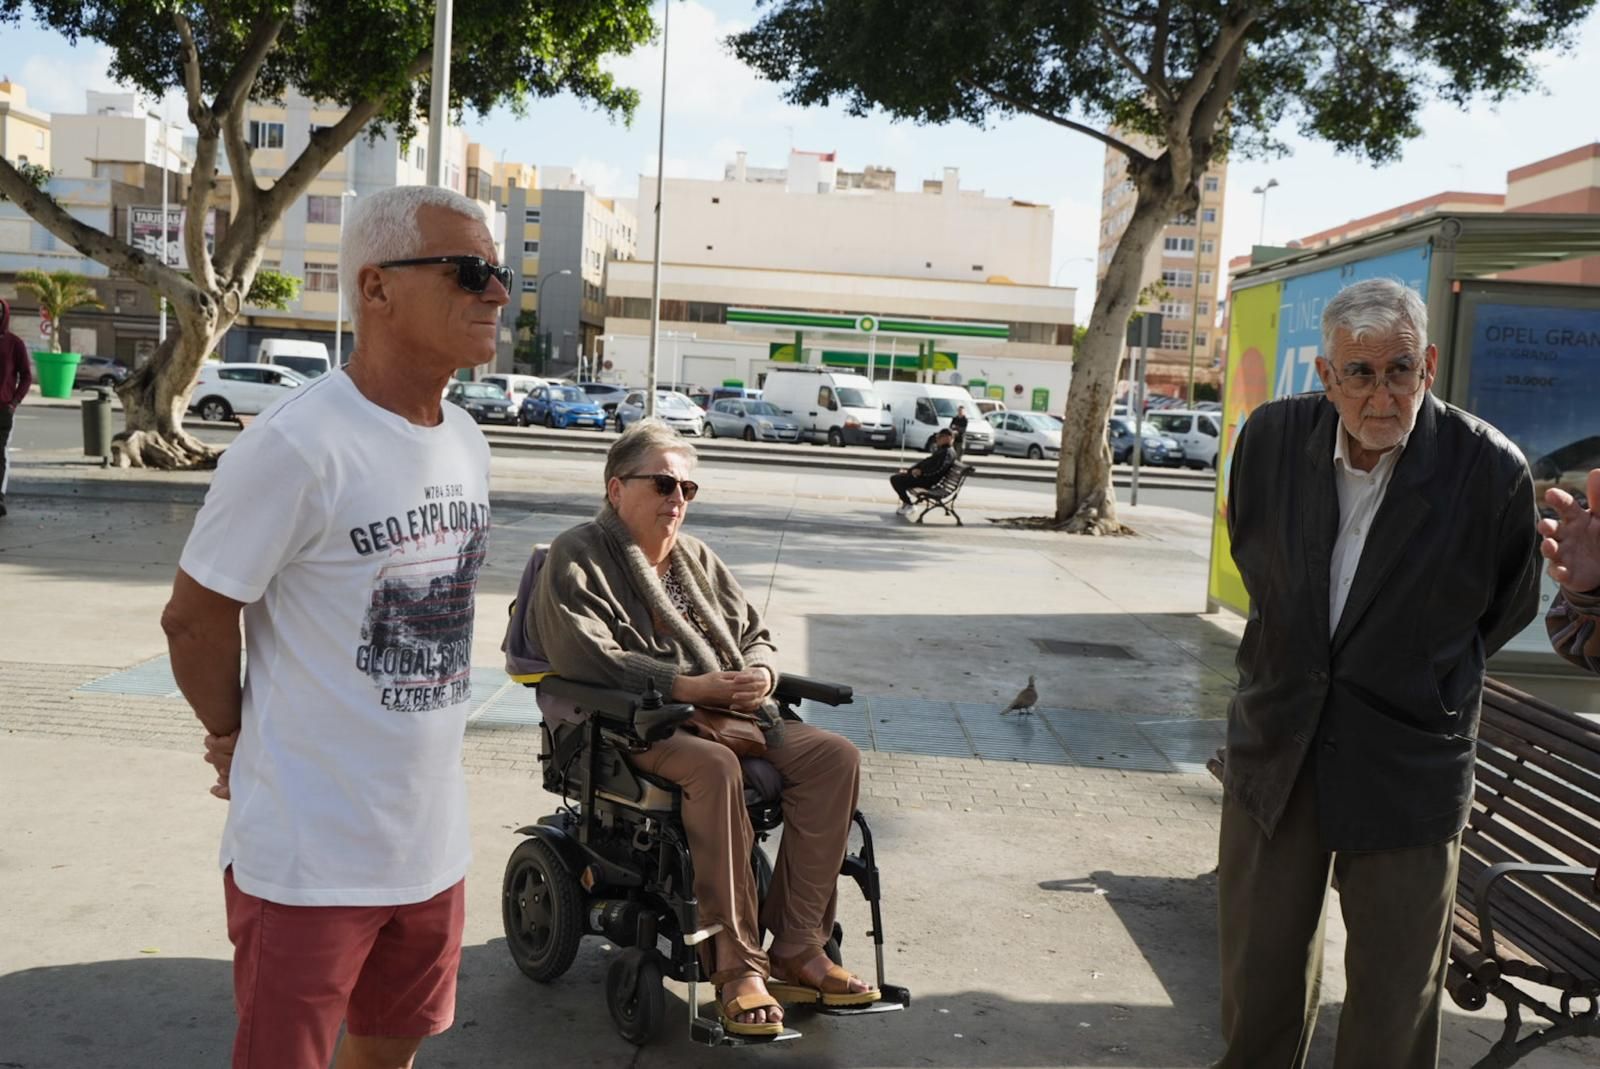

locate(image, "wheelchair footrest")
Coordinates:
690 1016 802 1047
812 984 910 1017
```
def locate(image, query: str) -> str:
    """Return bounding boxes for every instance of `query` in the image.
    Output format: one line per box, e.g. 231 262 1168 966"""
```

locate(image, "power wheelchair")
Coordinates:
499 672 911 1047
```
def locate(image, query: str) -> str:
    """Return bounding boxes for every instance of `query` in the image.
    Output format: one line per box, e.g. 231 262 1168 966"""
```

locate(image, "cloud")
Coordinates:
17 45 126 116
573 155 626 198
1050 192 1103 323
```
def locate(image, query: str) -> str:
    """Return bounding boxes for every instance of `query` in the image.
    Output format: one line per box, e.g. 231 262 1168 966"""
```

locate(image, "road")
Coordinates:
9 402 1216 517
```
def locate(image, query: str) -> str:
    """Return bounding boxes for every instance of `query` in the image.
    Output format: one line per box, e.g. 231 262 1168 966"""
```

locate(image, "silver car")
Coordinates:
704 398 800 442
615 390 705 436
988 411 1062 460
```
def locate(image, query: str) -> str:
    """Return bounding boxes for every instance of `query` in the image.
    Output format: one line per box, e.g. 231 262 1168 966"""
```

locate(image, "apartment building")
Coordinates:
1097 139 1228 392
0 79 50 170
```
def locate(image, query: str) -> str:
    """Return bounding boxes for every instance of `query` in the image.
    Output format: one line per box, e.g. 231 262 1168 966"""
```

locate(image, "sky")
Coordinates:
6 0 1600 324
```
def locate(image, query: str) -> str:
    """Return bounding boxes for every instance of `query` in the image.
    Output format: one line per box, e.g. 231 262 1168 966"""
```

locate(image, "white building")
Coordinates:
604 152 1074 410
49 91 188 182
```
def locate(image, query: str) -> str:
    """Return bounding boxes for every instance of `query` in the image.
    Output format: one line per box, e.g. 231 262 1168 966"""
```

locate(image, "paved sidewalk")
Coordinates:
1 450 1593 1068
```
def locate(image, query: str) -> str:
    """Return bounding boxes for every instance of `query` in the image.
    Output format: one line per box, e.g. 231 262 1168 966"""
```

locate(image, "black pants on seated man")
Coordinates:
889 471 941 506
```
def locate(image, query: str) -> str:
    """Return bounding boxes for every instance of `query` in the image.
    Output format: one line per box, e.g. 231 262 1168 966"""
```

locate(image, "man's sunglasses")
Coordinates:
377 255 513 294
619 474 699 501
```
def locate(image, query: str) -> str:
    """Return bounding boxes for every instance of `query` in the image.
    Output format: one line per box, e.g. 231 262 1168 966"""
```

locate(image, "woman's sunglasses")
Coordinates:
377 255 513 294
619 474 699 501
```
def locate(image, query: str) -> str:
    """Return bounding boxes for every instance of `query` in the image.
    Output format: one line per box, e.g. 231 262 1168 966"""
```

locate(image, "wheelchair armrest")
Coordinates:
775 673 853 707
536 675 692 742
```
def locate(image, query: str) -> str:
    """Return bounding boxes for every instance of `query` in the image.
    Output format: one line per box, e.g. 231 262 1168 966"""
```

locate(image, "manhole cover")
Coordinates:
1033 639 1136 660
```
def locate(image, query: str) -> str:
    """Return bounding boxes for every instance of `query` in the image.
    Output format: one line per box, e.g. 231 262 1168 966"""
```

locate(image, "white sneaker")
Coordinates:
896 503 912 515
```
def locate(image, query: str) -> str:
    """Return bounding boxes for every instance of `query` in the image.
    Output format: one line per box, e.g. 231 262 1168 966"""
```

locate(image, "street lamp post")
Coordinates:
645 0 675 417
535 268 573 373
426 0 453 187
157 109 172 344
333 189 357 368
1252 178 1279 246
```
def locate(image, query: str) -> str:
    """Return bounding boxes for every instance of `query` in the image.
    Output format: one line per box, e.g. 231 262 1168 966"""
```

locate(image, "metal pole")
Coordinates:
158 113 168 343
1186 203 1204 406
1257 188 1268 245
426 0 453 187
334 191 351 368
644 0 672 417
1130 317 1149 507
867 327 877 381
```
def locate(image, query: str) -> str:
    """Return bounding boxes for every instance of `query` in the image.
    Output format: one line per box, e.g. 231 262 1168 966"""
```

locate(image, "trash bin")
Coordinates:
82 387 114 460
34 351 81 398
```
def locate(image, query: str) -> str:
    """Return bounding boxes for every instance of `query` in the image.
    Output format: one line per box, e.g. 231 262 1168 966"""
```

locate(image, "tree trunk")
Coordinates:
1054 169 1185 532
112 301 233 470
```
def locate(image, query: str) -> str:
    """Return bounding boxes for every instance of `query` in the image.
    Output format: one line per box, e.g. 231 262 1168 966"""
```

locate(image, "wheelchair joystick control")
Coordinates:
640 681 664 710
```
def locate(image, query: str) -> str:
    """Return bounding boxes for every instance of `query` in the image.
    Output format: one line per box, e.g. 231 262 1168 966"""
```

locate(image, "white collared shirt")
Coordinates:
1330 425 1408 632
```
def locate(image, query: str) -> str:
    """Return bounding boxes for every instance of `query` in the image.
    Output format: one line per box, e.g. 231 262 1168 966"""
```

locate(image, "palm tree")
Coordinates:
14 270 104 353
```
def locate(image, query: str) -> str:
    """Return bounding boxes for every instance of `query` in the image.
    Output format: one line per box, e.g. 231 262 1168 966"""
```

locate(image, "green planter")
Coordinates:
34 351 81 399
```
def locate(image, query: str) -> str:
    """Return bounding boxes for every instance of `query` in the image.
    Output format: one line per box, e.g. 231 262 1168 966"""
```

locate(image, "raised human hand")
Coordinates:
1539 468 1600 592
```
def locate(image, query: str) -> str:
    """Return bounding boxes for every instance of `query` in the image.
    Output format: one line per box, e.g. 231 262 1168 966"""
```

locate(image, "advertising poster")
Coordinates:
1464 299 1600 655
1208 243 1433 613
129 206 217 269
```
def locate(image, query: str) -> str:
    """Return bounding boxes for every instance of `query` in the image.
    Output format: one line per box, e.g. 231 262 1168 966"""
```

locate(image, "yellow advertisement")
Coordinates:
1208 281 1281 613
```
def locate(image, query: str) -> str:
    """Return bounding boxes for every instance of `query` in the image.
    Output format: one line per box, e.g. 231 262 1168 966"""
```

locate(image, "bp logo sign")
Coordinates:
856 315 877 333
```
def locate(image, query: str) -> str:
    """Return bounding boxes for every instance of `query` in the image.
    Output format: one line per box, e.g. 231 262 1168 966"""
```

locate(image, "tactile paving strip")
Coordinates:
76 659 1221 773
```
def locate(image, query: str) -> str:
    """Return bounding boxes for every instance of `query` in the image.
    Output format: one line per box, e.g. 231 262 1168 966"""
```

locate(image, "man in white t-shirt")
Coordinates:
161 185 509 1069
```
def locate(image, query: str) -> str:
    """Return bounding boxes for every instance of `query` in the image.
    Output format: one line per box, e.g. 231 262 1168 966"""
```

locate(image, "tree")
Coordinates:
731 0 1594 532
14 270 105 351
0 160 51 200
0 1 654 469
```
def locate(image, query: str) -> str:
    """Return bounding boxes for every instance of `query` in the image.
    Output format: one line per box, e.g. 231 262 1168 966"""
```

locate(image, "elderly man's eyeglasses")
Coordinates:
377 255 513 294
620 473 699 501
1331 361 1426 397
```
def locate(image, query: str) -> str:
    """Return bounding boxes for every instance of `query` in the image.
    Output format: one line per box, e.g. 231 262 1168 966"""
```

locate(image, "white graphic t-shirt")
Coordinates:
179 369 491 906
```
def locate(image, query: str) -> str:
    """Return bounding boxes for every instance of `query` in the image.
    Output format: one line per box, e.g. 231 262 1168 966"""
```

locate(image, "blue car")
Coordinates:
1108 416 1187 467
520 384 608 430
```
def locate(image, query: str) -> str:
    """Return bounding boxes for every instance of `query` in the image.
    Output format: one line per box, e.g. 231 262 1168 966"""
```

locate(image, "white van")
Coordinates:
761 368 894 447
481 373 547 409
875 381 995 454
1145 409 1222 469
257 338 332 380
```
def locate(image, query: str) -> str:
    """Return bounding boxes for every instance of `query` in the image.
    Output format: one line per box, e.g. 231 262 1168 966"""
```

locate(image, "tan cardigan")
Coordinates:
532 506 779 702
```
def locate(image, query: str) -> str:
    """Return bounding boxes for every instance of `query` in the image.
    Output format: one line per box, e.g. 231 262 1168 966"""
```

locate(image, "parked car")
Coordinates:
73 355 131 389
481 373 547 410
971 397 1007 418
705 398 801 442
615 389 706 435
710 386 762 406
875 380 995 454
520 383 607 430
988 410 1062 460
1108 415 1186 467
256 338 332 379
189 363 305 422
576 381 631 415
761 368 894 447
445 380 516 424
1146 409 1222 469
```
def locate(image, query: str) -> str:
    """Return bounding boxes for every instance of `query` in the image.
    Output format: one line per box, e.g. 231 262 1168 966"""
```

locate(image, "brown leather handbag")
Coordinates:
684 704 773 758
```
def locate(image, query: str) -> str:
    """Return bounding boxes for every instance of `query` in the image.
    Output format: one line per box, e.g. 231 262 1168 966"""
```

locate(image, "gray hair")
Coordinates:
1321 277 1429 361
604 418 699 486
340 185 490 325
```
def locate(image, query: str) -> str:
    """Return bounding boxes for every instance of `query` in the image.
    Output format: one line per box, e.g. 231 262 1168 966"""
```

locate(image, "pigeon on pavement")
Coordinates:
1001 675 1038 716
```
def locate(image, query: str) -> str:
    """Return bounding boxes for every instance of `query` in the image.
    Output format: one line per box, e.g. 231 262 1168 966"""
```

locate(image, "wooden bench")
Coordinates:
910 464 975 526
1209 679 1600 1068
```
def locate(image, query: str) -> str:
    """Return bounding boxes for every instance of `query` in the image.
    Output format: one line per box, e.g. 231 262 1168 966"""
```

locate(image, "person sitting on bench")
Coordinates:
890 428 957 516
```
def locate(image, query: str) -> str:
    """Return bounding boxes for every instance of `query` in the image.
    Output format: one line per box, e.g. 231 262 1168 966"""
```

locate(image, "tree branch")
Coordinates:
1150 0 1172 85
958 77 1155 165
0 157 197 300
1171 5 1260 135
172 13 218 292
1097 23 1171 105
204 14 286 216
1191 31 1250 149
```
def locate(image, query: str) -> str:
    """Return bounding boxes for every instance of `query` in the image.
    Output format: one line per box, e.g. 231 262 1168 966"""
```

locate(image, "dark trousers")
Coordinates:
1214 766 1460 1069
890 471 938 505
0 404 14 504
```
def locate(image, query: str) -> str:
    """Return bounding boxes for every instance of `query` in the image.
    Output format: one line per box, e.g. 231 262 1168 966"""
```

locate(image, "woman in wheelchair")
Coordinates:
533 419 880 1036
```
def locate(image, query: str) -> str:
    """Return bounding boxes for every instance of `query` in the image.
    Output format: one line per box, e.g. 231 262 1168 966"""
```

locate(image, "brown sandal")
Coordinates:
767 950 881 1007
717 988 784 1036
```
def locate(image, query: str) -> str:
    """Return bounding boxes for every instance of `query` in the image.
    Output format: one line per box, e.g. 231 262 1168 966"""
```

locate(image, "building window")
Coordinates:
1201 207 1217 224
1199 270 1214 285
306 195 341 224
259 260 280 273
711 196 720 204
1197 299 1210 316
523 240 540 255
1160 268 1194 288
305 262 339 292
1196 331 1209 347
685 301 726 324
972 264 984 272
1163 236 1196 254
248 120 284 149
35 130 45 149
607 296 652 319
1170 211 1195 226
524 208 540 224
522 276 538 293
1200 239 1216 255
1158 301 1190 319
414 145 426 171
1203 176 1220 193
1008 322 1056 344
1159 330 1189 350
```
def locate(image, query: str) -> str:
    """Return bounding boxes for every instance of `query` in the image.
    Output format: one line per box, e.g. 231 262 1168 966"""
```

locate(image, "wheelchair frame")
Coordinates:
501 671 911 1047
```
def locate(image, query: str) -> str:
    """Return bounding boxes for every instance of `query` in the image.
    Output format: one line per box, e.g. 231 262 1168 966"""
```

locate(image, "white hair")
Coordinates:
605 418 698 486
1321 277 1429 362
340 184 490 326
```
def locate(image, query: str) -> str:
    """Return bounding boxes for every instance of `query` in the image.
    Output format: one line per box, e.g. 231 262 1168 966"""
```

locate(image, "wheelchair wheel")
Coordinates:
607 948 665 1046
502 837 583 982
825 921 844 966
752 843 773 905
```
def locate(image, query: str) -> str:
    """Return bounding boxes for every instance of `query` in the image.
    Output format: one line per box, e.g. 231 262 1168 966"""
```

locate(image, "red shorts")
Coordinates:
223 867 465 1069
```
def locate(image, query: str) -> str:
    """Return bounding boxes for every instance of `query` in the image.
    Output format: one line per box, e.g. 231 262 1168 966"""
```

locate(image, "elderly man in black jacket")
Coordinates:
1215 277 1540 1069
890 427 956 516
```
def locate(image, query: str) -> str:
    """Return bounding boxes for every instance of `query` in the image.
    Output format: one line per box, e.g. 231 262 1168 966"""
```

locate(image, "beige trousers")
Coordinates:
1214 766 1461 1069
628 721 861 984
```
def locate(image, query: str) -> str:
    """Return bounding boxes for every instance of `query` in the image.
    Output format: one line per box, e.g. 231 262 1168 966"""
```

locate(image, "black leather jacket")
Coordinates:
1225 392 1539 851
